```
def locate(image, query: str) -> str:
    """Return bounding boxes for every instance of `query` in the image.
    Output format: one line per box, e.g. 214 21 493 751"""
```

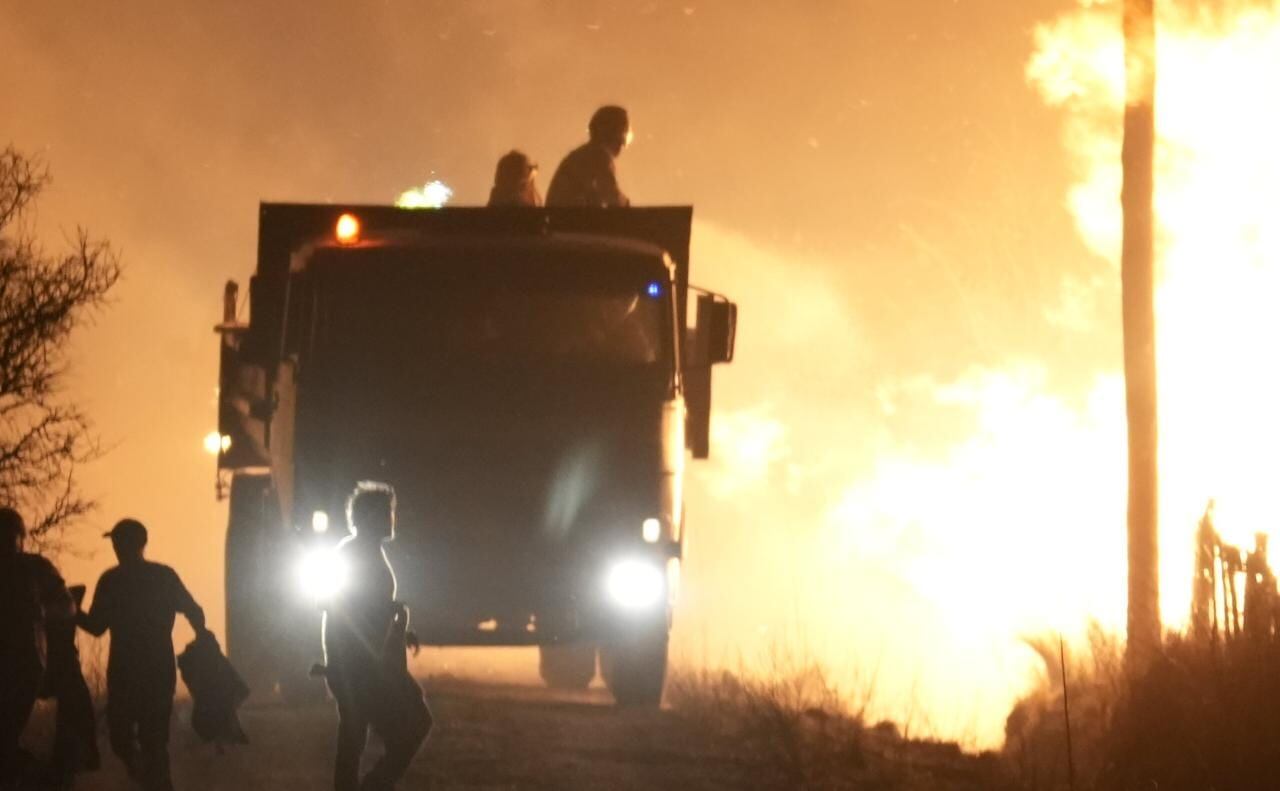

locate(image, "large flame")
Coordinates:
396 179 453 209
677 1 1280 750
678 225 1129 749
1029 0 1280 622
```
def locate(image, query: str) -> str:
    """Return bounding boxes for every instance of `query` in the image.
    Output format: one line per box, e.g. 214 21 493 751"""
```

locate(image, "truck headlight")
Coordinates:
604 558 665 610
296 548 348 600
641 517 661 543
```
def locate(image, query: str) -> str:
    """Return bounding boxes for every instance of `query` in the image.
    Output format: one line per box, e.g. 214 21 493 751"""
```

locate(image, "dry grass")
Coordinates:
1003 625 1280 791
667 658 1010 791
1003 623 1125 789
1099 635 1280 790
668 664 865 789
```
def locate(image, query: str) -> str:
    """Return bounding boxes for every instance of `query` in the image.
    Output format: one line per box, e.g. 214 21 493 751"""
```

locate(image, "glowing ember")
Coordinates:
396 180 453 209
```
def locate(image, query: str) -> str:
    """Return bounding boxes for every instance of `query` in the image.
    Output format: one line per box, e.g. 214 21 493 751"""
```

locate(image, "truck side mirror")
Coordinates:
700 295 737 365
685 294 737 460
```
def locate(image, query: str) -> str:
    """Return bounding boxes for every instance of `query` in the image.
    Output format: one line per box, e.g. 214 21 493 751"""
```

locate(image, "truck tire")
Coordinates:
601 627 668 707
538 644 597 690
225 475 277 701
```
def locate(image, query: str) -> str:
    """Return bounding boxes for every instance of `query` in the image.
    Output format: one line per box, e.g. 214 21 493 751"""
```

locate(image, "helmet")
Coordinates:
588 105 632 148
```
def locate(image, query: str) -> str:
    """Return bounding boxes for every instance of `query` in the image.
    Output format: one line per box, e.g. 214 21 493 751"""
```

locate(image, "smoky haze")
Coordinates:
2 0 1114 745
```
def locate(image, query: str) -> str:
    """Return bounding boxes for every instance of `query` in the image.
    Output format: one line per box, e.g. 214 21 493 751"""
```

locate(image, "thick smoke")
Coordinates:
4 0 1110 745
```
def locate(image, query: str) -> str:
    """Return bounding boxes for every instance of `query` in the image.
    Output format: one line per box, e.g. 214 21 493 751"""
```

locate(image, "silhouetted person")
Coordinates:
42 583 101 785
78 519 206 791
323 482 428 791
0 507 73 789
1245 532 1277 642
546 105 632 207
488 150 543 207
1191 499 1219 641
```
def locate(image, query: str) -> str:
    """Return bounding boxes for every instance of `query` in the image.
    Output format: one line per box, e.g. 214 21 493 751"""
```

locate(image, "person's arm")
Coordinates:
35 557 75 620
596 153 629 208
77 574 111 636
170 568 207 634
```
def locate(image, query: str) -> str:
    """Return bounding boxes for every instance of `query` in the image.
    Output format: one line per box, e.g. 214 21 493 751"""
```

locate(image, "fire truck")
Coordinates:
213 204 736 705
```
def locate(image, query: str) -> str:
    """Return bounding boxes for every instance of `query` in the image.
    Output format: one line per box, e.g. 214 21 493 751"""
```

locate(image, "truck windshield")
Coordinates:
304 261 674 391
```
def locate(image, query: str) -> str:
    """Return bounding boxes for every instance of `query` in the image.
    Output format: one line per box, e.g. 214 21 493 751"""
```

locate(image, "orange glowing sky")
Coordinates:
12 0 1272 748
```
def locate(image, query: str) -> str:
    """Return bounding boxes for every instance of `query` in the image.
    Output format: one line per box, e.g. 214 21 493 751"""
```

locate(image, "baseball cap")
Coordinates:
103 519 147 546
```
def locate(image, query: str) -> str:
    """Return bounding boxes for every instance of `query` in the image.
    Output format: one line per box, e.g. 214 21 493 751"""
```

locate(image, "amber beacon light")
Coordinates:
335 212 361 244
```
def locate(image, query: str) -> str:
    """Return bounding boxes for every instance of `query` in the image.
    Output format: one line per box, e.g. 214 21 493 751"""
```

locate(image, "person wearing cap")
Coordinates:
78 519 206 791
545 105 633 208
488 150 543 207
1 507 73 788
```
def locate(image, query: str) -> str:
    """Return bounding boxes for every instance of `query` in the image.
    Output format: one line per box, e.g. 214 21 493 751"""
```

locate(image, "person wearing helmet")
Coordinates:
545 105 633 208
488 150 543 207
79 519 206 791
1 507 73 788
322 482 427 791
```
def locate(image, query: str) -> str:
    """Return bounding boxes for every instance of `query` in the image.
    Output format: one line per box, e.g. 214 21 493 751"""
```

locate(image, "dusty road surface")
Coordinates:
69 678 761 791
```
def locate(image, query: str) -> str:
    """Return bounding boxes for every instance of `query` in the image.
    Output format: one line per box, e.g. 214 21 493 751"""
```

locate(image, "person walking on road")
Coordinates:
78 519 207 791
43 581 101 785
1 507 74 789
323 482 429 791
545 105 633 208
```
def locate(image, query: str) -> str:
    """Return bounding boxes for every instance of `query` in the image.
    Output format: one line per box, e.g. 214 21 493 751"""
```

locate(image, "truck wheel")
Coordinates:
601 628 668 707
539 644 597 690
225 475 276 702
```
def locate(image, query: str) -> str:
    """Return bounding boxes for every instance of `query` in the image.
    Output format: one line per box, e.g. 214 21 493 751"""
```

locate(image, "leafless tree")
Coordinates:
0 145 120 548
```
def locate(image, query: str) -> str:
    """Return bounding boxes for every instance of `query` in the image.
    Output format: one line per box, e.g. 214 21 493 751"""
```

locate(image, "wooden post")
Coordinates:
1122 0 1161 674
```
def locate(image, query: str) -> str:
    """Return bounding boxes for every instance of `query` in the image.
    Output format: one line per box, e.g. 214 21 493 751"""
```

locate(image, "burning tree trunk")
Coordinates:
1122 0 1160 673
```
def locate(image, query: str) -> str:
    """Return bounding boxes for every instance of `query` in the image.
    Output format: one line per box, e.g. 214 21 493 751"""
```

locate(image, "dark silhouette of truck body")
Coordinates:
215 204 735 704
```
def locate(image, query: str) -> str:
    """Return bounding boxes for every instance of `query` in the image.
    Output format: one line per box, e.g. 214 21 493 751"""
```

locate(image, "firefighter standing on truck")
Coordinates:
488 150 542 207
546 105 633 208
323 482 428 791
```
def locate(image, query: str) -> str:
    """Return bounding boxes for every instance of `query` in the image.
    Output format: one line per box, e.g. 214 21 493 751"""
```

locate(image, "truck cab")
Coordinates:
215 204 735 704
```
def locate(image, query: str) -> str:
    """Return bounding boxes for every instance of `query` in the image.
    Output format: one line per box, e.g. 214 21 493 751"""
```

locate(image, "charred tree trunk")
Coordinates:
1122 0 1160 674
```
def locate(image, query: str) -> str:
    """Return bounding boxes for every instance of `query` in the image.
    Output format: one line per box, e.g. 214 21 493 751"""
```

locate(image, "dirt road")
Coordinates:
73 679 760 791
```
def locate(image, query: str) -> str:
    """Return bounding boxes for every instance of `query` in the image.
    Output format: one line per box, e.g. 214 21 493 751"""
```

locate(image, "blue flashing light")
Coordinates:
646 281 662 298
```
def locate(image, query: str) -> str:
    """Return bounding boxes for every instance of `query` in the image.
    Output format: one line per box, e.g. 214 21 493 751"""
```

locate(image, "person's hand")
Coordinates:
68 584 87 614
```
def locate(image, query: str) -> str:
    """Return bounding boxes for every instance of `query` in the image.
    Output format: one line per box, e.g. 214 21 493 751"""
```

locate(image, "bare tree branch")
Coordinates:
0 145 120 546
